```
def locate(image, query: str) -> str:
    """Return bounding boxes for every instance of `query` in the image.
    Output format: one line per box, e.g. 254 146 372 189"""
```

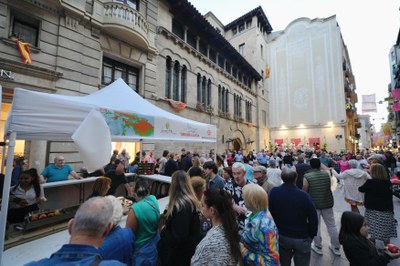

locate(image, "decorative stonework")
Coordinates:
65 16 79 30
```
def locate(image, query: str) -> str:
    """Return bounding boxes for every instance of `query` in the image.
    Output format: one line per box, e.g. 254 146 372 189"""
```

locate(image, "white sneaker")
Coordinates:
329 246 341 256
311 243 323 255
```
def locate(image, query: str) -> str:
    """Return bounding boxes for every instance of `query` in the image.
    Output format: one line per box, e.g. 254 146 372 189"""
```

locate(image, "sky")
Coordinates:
189 0 400 130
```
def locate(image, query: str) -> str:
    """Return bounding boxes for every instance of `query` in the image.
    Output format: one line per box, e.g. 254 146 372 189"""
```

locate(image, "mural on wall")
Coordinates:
268 18 343 128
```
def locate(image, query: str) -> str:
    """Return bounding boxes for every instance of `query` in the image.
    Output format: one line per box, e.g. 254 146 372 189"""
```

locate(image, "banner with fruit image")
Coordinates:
100 108 216 142
101 109 154 137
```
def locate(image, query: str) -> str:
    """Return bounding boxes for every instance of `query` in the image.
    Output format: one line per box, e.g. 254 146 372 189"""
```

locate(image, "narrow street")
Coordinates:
312 181 400 266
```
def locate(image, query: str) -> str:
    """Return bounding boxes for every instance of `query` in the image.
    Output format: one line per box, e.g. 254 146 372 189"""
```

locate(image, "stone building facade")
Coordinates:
0 0 159 170
0 0 273 170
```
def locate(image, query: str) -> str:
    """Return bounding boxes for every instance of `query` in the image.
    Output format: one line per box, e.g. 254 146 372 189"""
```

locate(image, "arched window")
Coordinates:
218 85 222 111
180 65 187 102
197 74 201 102
245 100 252 122
202 76 207 106
165 57 172 98
207 79 211 107
225 89 229 113
173 61 180 101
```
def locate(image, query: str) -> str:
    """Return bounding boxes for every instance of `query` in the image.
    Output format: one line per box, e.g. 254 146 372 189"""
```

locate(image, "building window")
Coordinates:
199 40 207 56
260 44 263 57
218 55 224 69
181 66 187 103
225 62 231 74
201 76 207 107
239 23 245 32
232 68 238 79
197 74 211 108
225 90 229 113
245 100 252 122
187 30 197 49
218 86 229 113
239 43 245 55
115 0 139 10
246 20 252 29
10 10 40 46
102 57 139 92
165 57 172 98
173 61 180 101
207 79 211 107
209 49 216 63
172 19 184 40
234 94 242 120
197 74 202 102
262 110 267 127
232 28 237 35
218 85 222 111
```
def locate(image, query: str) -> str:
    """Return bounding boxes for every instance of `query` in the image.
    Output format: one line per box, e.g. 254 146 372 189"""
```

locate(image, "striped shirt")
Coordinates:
191 225 238 266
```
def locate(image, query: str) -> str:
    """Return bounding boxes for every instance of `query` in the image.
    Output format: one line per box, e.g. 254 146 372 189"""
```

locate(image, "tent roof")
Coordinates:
5 79 216 142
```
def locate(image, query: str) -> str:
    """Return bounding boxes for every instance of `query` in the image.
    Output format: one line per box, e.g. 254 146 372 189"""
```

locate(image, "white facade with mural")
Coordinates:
267 16 349 152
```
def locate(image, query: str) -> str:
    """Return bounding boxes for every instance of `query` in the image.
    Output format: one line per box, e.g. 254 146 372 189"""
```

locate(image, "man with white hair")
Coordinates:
26 197 125 265
40 155 81 183
99 195 135 265
266 159 282 187
332 159 370 213
224 162 252 232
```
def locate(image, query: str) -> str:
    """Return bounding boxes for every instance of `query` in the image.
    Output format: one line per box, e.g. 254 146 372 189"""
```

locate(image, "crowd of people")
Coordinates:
10 147 400 265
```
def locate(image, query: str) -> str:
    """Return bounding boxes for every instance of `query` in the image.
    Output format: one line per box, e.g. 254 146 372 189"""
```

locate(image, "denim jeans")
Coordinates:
133 232 160 266
279 235 312 266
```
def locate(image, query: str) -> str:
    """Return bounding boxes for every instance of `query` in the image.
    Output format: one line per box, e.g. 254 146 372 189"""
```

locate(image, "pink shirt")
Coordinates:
339 160 350 173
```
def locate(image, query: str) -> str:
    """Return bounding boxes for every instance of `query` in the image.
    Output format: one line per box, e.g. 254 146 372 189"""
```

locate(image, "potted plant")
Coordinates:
195 102 204 112
9 32 20 41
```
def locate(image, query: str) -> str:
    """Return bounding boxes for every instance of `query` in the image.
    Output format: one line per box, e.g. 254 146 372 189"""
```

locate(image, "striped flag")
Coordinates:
16 40 32 64
362 94 377 113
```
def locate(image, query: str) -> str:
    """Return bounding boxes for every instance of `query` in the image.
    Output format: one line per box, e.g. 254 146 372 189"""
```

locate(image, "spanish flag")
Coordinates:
265 65 270 79
16 40 32 64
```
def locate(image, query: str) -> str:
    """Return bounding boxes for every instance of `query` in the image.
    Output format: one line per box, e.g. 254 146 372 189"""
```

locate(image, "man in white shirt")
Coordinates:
267 159 282 187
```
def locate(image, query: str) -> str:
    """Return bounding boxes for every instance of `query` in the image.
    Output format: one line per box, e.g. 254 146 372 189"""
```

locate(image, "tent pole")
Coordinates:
139 139 143 162
0 131 16 264
214 140 217 163
0 85 4 174
1 142 6 174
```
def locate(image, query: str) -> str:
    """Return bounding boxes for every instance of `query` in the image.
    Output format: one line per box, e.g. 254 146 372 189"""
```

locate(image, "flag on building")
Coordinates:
16 40 32 64
362 94 377 113
392 89 400 112
265 65 270 79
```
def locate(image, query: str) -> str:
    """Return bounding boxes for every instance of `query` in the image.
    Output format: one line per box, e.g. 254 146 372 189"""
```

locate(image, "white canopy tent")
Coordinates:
0 79 216 264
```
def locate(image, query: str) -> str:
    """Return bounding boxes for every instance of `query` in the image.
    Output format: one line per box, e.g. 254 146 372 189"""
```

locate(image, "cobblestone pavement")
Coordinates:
310 182 400 266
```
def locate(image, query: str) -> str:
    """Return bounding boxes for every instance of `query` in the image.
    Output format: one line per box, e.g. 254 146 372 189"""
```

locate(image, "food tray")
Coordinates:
24 205 79 231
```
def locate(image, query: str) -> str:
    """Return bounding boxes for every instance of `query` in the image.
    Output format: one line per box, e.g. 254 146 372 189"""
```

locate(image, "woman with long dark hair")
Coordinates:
8 168 46 223
339 211 400 265
191 189 241 265
157 170 200 266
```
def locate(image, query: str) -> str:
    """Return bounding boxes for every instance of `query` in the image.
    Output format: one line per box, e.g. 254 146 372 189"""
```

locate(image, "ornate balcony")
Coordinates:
102 2 150 50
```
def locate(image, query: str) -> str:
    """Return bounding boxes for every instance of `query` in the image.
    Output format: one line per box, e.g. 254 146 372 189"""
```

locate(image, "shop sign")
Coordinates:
0 69 14 80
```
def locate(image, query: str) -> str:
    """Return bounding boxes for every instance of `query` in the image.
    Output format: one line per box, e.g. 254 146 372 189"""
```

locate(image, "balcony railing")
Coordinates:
103 2 149 46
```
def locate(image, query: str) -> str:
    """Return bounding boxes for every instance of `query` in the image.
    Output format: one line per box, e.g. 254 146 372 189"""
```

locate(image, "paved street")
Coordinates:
311 181 400 266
